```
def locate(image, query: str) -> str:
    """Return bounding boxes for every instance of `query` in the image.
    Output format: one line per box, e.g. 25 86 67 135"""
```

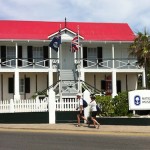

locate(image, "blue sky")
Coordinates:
1 0 150 33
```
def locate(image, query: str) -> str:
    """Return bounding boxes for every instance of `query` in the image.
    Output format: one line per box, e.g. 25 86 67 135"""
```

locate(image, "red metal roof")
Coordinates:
0 20 135 41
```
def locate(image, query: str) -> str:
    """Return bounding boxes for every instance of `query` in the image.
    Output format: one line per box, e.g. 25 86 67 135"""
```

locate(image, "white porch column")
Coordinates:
112 44 115 68
83 90 90 123
49 47 52 69
74 51 76 64
48 89 56 124
14 70 20 100
111 44 117 98
15 42 18 68
48 71 53 90
58 47 60 69
80 71 85 81
80 45 83 68
112 70 117 98
79 71 85 93
142 69 146 88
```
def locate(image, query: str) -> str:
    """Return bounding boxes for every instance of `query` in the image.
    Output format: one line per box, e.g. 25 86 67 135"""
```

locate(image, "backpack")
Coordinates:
96 105 101 114
82 99 88 108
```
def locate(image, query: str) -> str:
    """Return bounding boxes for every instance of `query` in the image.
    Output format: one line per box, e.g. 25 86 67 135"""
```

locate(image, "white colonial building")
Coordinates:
0 20 145 102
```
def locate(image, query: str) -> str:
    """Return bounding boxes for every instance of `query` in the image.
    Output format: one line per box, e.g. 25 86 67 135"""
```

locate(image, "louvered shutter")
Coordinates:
83 47 87 67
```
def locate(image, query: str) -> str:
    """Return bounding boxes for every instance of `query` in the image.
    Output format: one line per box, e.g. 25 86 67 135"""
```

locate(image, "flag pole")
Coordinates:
77 25 81 93
77 25 79 44
77 25 79 59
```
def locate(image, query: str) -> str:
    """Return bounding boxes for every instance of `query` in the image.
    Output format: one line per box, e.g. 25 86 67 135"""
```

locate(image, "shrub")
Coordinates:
95 92 132 117
96 95 114 116
112 92 130 116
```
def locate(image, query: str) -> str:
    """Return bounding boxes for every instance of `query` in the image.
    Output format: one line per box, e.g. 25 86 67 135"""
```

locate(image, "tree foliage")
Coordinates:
129 31 150 67
128 30 150 88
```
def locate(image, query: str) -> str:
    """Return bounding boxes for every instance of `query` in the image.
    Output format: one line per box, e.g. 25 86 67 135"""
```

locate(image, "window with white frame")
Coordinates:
19 78 25 93
6 46 16 66
33 47 43 65
87 48 97 66
8 77 30 94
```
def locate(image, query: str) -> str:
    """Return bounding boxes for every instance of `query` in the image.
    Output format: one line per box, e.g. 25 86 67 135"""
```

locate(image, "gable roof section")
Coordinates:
48 28 84 39
0 20 135 41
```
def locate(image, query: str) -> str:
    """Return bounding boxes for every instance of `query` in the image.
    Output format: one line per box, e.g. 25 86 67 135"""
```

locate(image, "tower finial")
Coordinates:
65 17 67 33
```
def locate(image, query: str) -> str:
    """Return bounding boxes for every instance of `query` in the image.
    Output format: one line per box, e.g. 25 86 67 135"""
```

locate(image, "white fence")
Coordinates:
55 98 79 111
0 97 79 113
0 98 48 113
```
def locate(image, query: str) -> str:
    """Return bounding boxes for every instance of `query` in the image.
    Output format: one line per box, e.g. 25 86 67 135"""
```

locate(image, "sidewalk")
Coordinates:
0 123 150 134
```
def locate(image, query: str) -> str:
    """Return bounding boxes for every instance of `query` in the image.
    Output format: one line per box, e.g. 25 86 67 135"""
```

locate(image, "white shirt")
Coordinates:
79 98 83 105
89 100 97 111
79 98 83 110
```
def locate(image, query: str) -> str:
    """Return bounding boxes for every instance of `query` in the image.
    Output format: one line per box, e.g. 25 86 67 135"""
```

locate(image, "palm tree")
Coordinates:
128 30 150 89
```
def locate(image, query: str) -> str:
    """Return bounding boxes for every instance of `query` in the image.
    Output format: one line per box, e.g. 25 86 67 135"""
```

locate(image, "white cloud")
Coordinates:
0 0 150 32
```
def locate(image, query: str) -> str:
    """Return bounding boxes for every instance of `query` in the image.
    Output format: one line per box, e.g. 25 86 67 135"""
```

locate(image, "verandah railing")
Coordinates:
76 58 140 69
0 97 79 113
0 58 59 69
0 58 140 69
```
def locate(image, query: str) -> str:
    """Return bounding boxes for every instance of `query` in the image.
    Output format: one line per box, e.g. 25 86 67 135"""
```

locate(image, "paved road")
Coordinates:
0 130 150 150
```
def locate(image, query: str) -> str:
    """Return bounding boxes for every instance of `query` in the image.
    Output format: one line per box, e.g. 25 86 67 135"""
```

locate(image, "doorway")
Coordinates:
60 43 74 70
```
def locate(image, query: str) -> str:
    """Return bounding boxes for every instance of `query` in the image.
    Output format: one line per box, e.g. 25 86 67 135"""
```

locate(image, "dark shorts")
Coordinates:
77 110 84 117
91 111 97 117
